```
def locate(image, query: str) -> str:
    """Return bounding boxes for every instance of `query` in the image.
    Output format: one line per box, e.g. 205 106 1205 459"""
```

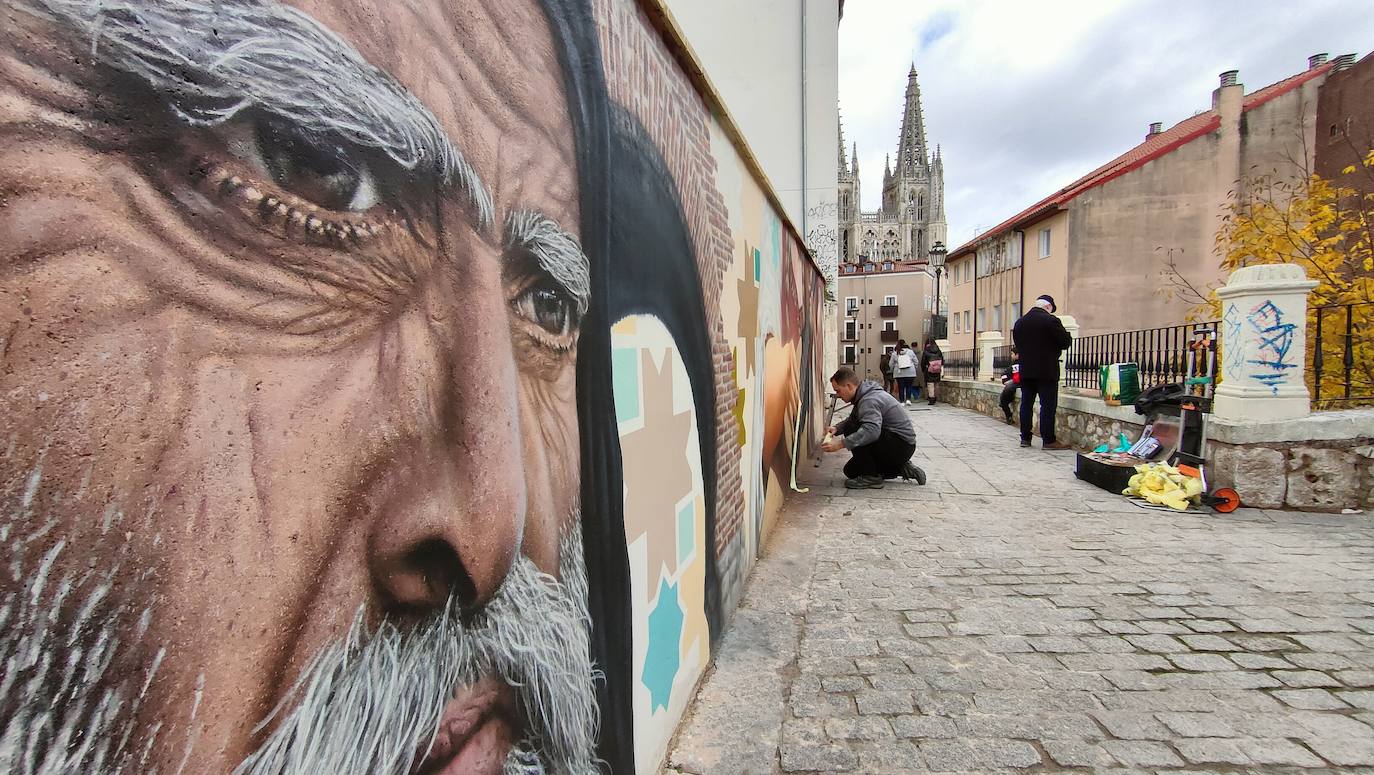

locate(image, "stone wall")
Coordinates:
940 379 1374 513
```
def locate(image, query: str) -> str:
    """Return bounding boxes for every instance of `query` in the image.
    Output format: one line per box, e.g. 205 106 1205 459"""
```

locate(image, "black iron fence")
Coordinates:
1064 322 1219 392
992 345 1014 376
943 348 976 379
1312 302 1374 409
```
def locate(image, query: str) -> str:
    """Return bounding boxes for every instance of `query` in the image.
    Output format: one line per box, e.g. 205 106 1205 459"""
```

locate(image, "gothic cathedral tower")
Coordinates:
838 63 946 266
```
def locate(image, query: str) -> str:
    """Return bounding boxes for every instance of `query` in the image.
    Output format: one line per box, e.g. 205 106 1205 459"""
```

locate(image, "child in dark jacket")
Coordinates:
999 347 1020 425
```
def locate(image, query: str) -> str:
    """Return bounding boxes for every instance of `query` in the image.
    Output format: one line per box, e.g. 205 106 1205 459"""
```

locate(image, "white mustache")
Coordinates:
235 530 599 775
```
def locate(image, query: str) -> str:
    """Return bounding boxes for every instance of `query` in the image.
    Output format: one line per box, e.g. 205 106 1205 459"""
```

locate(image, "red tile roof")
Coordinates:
948 63 1336 258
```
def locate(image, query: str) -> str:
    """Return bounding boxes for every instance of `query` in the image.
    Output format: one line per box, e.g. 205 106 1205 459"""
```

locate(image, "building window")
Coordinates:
844 319 857 339
864 263 875 273
884 295 897 306
924 294 931 312
843 344 857 364
953 314 961 334
845 296 858 315
977 307 986 330
1039 227 1051 258
993 304 1002 330
1011 301 1022 321
923 319 930 333
883 320 896 332
884 345 895 354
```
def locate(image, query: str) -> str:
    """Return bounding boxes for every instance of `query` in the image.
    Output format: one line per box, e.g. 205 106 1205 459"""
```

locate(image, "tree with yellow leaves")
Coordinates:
1160 148 1374 408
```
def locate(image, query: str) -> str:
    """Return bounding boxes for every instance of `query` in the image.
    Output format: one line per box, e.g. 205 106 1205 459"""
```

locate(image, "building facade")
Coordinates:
837 266 938 380
946 54 1356 349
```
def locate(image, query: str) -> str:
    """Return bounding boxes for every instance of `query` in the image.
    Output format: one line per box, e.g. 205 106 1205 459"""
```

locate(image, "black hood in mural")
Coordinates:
541 2 719 772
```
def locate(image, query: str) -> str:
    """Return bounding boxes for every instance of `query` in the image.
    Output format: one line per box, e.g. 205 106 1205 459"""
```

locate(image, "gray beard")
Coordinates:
235 529 599 775
0 450 599 775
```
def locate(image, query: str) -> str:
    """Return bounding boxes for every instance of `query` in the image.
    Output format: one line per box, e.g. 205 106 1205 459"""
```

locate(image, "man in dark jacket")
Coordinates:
822 368 927 489
1011 294 1073 450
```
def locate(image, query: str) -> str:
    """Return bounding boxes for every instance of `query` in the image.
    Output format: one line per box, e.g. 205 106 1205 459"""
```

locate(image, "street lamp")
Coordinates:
928 240 948 339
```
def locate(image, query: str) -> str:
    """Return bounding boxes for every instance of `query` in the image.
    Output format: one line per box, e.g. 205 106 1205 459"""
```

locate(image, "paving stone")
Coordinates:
1183 619 1236 633
1286 652 1356 670
1237 737 1326 767
955 713 1100 740
1101 740 1185 767
917 739 1041 771
1305 735 1374 766
822 676 866 693
824 716 893 740
1230 652 1293 670
1272 688 1352 710
1124 634 1184 652
1179 634 1234 651
779 742 859 772
1093 711 1172 740
1274 670 1342 688
1166 653 1236 672
1174 738 1251 765
1043 739 1116 767
856 690 915 715
1156 712 1236 737
903 623 949 637
1338 690 1374 710
889 714 957 739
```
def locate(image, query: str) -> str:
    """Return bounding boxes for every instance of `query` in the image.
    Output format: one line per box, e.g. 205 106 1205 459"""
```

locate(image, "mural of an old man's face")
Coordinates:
0 0 601 772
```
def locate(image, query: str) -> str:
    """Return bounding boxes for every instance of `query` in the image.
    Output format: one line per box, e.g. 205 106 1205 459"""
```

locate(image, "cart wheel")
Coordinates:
1211 487 1241 513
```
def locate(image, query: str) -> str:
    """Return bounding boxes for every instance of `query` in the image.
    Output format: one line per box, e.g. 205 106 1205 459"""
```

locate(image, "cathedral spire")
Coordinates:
838 115 848 175
895 62 928 176
851 142 859 172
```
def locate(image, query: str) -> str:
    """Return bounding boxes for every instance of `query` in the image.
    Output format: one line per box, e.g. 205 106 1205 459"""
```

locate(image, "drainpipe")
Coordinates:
1015 228 1026 332
800 0 808 239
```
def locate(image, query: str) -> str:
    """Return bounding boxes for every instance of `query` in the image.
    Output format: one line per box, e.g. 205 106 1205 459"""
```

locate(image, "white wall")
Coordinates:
662 0 839 271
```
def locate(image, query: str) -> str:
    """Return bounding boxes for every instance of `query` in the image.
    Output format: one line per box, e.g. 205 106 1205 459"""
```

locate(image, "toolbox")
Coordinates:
1074 452 1141 494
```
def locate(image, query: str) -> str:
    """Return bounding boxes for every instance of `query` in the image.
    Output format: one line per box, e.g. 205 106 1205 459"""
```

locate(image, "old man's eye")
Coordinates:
514 282 577 337
250 116 380 212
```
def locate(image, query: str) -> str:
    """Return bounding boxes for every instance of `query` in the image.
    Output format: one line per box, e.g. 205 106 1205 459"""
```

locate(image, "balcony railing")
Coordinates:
879 329 899 343
1064 322 1219 392
879 305 898 318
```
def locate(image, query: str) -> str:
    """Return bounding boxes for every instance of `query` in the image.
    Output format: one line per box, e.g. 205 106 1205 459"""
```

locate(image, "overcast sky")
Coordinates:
839 0 1373 250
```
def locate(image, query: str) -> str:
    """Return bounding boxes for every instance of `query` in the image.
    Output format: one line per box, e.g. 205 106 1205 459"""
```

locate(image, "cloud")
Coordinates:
840 0 1374 249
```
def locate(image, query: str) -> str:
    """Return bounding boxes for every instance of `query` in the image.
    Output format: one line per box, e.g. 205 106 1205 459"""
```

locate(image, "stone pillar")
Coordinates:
978 331 1003 380
1213 263 1319 422
935 338 952 353
1057 315 1080 386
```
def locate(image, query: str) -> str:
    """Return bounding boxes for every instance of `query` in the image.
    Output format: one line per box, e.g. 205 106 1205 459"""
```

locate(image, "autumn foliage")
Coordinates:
1183 150 1374 408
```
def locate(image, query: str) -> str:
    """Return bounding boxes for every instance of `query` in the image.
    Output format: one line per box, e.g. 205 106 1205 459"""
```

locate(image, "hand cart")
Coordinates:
1169 324 1241 513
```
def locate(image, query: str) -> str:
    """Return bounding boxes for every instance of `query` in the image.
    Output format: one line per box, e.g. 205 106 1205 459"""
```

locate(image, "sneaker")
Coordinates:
901 461 928 485
1019 439 1032 448
1043 441 1073 451
844 475 885 489
1003 415 1014 425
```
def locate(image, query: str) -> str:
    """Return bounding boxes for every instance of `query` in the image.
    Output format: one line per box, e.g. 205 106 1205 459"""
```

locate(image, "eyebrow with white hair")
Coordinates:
505 210 591 316
17 0 495 227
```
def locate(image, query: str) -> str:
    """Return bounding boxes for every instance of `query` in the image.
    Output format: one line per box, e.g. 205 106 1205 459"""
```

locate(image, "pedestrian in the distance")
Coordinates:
879 352 895 397
1011 294 1073 449
890 340 919 405
999 346 1020 424
920 338 943 406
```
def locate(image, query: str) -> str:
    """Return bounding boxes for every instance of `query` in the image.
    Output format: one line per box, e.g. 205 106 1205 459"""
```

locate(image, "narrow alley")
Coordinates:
667 405 1374 774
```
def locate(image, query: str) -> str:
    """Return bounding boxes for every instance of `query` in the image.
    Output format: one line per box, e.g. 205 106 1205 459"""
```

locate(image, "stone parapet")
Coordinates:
939 378 1373 513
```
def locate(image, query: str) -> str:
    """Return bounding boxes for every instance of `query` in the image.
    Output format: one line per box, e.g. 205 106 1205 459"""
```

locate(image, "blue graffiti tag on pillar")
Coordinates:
1245 300 1297 393
1222 303 1243 373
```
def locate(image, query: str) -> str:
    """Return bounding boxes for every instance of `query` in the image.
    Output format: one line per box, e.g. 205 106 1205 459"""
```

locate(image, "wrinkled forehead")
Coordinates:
284 0 580 228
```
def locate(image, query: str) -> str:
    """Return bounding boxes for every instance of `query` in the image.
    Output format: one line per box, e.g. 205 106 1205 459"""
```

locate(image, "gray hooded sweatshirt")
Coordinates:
836 380 916 450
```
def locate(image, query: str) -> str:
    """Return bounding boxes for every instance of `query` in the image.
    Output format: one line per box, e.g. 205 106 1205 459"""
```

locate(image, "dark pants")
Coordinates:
1019 377 1059 444
896 376 918 401
843 429 917 480
999 383 1018 419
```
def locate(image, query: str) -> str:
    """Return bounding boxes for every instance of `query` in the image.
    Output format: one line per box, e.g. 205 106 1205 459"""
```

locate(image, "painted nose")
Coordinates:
368 255 527 617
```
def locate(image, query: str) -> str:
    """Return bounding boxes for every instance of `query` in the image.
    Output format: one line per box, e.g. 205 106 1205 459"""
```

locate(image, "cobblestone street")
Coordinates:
667 404 1374 774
